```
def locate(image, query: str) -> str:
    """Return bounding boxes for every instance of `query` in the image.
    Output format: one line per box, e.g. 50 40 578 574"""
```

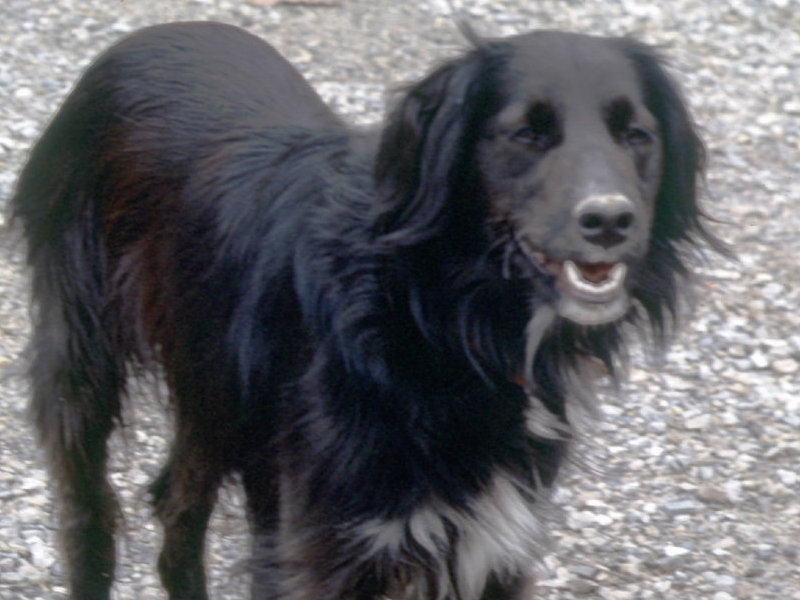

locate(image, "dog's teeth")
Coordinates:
564 261 627 297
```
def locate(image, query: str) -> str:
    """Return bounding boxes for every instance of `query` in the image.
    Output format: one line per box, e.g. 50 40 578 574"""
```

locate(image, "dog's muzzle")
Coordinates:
504 193 638 326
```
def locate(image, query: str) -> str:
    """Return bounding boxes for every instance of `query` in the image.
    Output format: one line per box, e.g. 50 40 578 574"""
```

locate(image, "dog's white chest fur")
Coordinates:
357 470 551 600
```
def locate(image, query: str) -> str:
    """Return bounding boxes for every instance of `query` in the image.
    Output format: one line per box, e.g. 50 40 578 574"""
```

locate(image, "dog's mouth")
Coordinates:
549 257 629 325
510 245 630 326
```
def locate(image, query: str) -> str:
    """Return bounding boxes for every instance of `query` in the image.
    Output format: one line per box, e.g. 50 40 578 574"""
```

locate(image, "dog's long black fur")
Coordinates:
12 21 715 600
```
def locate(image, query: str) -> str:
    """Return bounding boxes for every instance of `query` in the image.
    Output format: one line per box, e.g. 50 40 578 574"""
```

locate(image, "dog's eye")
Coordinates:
622 126 653 147
606 97 653 148
511 103 560 151
511 127 556 150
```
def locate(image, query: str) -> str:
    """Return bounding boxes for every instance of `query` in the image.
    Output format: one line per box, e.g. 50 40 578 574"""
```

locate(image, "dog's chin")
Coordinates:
557 290 630 326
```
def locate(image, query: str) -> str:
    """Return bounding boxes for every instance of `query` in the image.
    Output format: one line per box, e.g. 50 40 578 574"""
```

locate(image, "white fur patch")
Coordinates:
356 471 553 600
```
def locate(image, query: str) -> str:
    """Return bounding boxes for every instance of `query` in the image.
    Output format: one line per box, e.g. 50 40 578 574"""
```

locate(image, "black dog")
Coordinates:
12 21 714 600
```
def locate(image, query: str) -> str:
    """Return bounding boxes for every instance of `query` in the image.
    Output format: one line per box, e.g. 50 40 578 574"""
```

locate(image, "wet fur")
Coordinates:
12 21 713 600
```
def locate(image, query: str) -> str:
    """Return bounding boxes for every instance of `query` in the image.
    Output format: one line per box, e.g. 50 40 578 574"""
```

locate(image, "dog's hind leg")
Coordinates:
149 409 226 600
27 284 125 600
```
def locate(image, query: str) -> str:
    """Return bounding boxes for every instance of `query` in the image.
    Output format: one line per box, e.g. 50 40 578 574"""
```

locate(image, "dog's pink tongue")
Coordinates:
575 262 615 284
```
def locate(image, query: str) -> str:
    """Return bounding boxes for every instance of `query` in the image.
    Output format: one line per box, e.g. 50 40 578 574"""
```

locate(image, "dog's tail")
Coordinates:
11 72 126 489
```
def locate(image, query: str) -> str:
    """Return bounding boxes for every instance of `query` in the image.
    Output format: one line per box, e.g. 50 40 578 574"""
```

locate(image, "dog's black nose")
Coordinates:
574 194 635 248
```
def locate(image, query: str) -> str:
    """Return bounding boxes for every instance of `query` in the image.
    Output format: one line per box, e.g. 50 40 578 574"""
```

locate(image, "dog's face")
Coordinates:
476 32 663 326
376 29 705 339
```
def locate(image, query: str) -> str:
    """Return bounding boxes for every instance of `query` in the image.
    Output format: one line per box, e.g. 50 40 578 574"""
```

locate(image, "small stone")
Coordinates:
663 374 694 391
568 579 598 595
570 565 599 579
724 480 744 503
664 545 691 558
684 413 712 430
618 562 643 578
744 563 766 578
2 571 24 584
698 485 730 504
14 87 34 100
748 349 769 369
649 419 668 433
21 477 45 491
755 544 776 560
28 538 55 569
783 100 800 114
659 545 693 570
773 358 799 374
698 465 716 480
17 560 45 581
665 499 701 516
777 469 797 486
603 592 634 600
654 580 673 593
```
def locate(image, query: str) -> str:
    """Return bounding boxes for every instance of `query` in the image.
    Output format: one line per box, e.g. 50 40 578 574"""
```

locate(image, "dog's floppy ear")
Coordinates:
373 46 502 246
622 42 723 334
623 41 712 246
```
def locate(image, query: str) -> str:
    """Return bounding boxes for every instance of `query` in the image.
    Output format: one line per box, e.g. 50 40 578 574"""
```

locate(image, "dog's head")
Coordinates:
475 32 670 327
375 30 711 343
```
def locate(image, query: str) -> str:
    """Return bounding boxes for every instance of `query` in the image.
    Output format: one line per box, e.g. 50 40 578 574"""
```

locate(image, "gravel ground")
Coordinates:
1 1 798 599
